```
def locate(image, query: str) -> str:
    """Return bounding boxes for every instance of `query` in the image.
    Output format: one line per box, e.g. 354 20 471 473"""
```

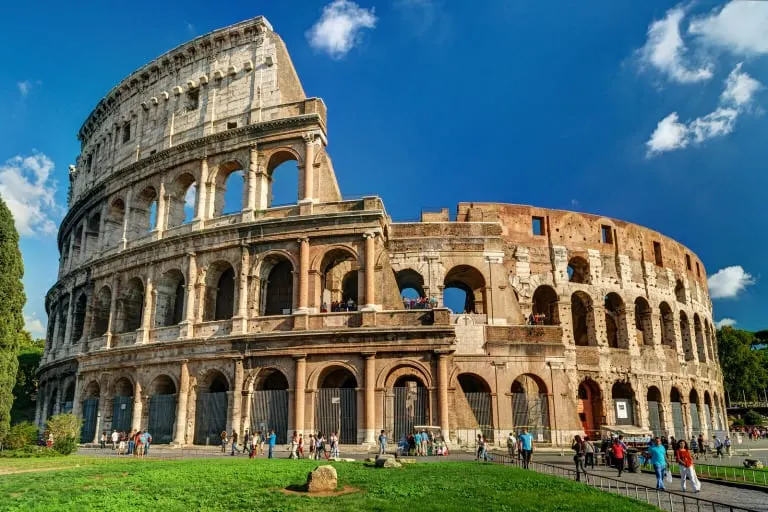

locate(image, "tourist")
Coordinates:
690 436 698 458
648 437 668 490
298 433 305 458
127 430 135 455
414 431 422 456
317 433 326 460
507 432 517 458
111 429 119 450
714 436 723 458
612 437 626 477
118 435 127 455
134 431 144 458
231 430 241 456
697 434 705 458
289 431 298 459
379 430 387 455
244 430 251 455
268 429 276 459
476 434 488 462
584 435 595 469
676 440 701 493
519 428 534 469
330 432 340 458
100 431 107 450
220 430 228 453
308 434 316 459
572 435 587 482
725 436 731 456
142 430 152 456
421 430 428 456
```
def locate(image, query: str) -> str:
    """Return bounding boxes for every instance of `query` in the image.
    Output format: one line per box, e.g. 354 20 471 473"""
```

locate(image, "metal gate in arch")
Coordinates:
465 391 494 442
671 402 685 439
148 394 176 444
512 393 550 442
690 403 702 434
647 401 663 437
80 398 99 443
194 392 228 445
251 390 288 444
393 386 429 441
112 396 133 432
315 388 357 444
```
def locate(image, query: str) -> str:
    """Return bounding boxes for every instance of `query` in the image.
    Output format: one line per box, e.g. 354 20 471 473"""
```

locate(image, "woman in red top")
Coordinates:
612 437 626 477
675 440 701 492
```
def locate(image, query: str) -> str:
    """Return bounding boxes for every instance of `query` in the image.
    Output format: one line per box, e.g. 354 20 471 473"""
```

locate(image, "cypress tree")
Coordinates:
0 196 25 442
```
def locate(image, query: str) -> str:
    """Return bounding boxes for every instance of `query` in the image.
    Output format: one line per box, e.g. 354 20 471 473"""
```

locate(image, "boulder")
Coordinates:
398 458 416 464
375 455 402 468
307 465 338 493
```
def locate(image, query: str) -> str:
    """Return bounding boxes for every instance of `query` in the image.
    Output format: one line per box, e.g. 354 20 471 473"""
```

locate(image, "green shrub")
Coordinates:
0 445 61 458
5 422 39 449
53 436 78 455
46 413 82 455
744 409 764 426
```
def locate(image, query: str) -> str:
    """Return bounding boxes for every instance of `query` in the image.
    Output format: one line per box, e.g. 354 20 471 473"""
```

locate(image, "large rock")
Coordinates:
375 455 402 468
307 465 338 493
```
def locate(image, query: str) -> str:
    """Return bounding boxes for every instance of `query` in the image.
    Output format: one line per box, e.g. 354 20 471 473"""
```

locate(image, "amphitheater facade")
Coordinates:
37 16 726 447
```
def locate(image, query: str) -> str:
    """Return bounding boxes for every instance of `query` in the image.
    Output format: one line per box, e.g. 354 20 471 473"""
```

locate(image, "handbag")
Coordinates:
664 469 673 484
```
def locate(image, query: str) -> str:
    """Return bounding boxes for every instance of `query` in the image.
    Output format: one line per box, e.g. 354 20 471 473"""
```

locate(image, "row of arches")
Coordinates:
531 285 717 361
396 265 487 314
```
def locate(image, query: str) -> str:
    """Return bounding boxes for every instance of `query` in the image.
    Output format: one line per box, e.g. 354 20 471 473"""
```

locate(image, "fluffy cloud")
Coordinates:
638 6 713 83
307 0 377 59
708 265 755 299
17 81 32 97
646 64 761 156
715 318 737 329
689 0 768 56
0 152 60 236
24 313 46 338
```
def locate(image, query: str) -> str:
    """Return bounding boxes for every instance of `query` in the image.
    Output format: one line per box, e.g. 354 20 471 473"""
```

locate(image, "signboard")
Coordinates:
331 397 340 404
121 404 127 410
616 401 628 420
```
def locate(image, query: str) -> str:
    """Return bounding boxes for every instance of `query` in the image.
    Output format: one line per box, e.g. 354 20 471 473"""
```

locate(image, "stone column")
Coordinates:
98 201 108 252
233 246 249 334
92 394 104 444
137 271 154 344
228 359 244 436
34 392 43 427
131 380 143 433
154 177 168 234
105 276 119 349
194 158 209 224
297 237 309 312
179 252 197 338
173 362 190 444
66 232 76 272
121 188 133 250
363 353 376 444
302 134 315 202
294 355 307 434
243 145 258 220
437 351 451 443
363 232 377 310
79 221 89 263
71 375 85 418
63 287 75 347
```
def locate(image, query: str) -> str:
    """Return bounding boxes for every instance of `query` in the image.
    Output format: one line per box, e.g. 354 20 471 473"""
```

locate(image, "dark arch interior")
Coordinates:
670 388 682 402
458 373 489 393
151 375 177 395
444 265 485 314
214 267 235 320
319 368 357 389
611 382 634 399
256 370 289 390
571 292 591 346
511 374 545 394
264 259 294 315
578 379 600 399
205 372 229 393
394 375 425 388
113 378 133 397
532 286 559 325
396 269 426 298
647 386 662 402
567 257 590 284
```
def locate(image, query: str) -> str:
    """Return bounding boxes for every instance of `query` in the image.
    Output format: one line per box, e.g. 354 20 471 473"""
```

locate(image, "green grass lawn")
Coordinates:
0 457 657 512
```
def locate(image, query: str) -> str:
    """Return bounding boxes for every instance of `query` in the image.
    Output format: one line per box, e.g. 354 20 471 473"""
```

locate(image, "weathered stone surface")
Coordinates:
376 455 402 468
307 465 337 493
398 458 416 464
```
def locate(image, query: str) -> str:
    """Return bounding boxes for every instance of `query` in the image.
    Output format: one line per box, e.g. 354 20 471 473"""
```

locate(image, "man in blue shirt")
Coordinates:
648 437 668 490
414 431 422 456
519 428 534 469
378 430 387 455
142 430 152 456
268 429 276 459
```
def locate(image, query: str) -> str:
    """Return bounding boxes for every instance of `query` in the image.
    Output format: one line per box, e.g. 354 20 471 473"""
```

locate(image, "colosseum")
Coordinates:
37 16 726 448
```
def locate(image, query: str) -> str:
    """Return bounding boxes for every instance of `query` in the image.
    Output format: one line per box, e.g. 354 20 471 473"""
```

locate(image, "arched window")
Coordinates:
91 286 111 338
604 293 628 348
260 256 294 316
659 302 675 348
458 373 494 441
571 291 595 346
675 279 686 304
680 311 694 361
443 265 486 314
155 269 185 327
267 151 300 207
103 198 125 248
634 297 653 346
204 262 235 321
689 389 702 435
127 186 158 238
71 292 88 343
531 285 559 325
577 379 603 435
213 162 245 216
320 249 360 311
85 212 100 258
119 278 144 332
694 314 706 362
395 269 426 303
567 256 590 284
167 173 197 228
647 386 664 437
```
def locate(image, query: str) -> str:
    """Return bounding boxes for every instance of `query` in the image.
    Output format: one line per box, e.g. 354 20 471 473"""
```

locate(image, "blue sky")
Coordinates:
1 0 766 337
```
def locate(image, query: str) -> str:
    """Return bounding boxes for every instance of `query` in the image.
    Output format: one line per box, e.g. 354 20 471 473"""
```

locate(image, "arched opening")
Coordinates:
260 256 294 315
694 314 706 362
567 256 590 284
111 377 134 433
167 173 197 227
103 198 125 248
708 392 720 432
194 370 229 445
571 291 595 346
704 320 715 364
62 382 75 414
320 249 360 312
511 374 549 442
118 278 144 332
80 381 100 443
634 297 654 346
251 368 289 444
457 373 494 441
203 261 235 321
85 212 100 258
611 382 635 426
128 186 158 238
443 265 486 314
703 391 715 434
91 286 111 338
316 367 358 444
680 311 694 361
689 389 702 435
531 285 560 325
675 279 686 304
659 302 675 348
604 293 628 348
647 386 664 437
57 296 70 346
71 293 88 343
392 373 428 441
155 269 185 327
72 225 83 262
670 388 685 439
267 151 300 207
577 379 603 436
395 269 426 304
213 162 245 216
148 375 177 444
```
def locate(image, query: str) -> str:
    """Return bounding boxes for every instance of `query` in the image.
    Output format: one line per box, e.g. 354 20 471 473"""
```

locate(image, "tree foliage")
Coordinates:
717 327 768 401
0 196 26 442
46 413 82 455
10 333 43 424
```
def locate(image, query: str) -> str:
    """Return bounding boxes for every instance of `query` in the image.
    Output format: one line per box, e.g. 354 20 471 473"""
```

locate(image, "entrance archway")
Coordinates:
62 382 75 414
577 379 603 437
111 377 134 433
647 386 664 437
689 389 702 435
392 374 428 441
147 375 177 444
611 382 635 426
443 265 486 314
670 388 685 439
320 249 360 311
81 381 100 443
250 369 289 444
194 370 229 445
704 391 715 434
457 373 493 441
316 367 358 444
511 374 550 442
261 256 294 315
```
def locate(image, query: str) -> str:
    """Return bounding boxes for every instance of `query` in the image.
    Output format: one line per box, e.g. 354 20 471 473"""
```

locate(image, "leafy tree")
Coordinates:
46 413 82 455
5 421 39 449
10 333 44 424
743 410 764 426
717 327 768 401
0 196 25 442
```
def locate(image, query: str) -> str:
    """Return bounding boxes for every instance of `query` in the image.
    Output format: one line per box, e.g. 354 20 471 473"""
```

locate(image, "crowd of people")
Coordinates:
320 299 358 313
527 312 547 325
402 296 437 310
99 429 153 457
397 429 449 456
503 429 536 468
731 426 768 440
218 429 349 460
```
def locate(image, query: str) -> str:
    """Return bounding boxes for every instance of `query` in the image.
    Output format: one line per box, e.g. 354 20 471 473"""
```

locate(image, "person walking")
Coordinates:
676 440 702 493
231 430 240 456
298 433 305 458
612 437 626 477
220 430 228 453
111 430 119 450
289 431 298 459
268 429 276 459
725 436 731 456
714 436 723 458
648 437 668 490
142 430 152 456
100 431 107 450
414 431 422 456
127 430 135 455
584 435 595 469
308 434 316 460
331 432 340 458
379 430 387 455
507 432 517 458
316 433 325 460
519 428 534 469
572 435 587 482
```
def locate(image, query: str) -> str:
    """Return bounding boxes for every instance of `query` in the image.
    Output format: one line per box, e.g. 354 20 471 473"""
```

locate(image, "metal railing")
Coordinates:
665 462 768 487
489 452 760 512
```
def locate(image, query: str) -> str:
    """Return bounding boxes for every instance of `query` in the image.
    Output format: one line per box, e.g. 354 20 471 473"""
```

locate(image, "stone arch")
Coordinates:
532 285 560 325
128 185 158 238
456 372 494 441
680 311 694 361
443 265 487 314
91 285 112 338
571 291 596 346
659 302 676 348
266 149 300 207
83 380 100 400
203 260 236 321
103 197 125 248
72 224 83 262
253 368 289 391
110 376 135 397
511 373 550 440
80 380 101 443
259 253 294 316
693 313 706 362
567 256 590 284
155 269 186 327
604 293 628 348
85 211 100 258
395 268 426 299
62 381 76 413
689 388 703 435
71 292 88 343
385 363 431 440
382 362 433 389
634 297 654 346
675 279 686 304
56 295 70 345
248 367 290 444
670 387 685 439
577 378 603 435
315 364 358 444
149 374 177 395
611 381 636 425
110 375 135 432
704 319 715 363
308 361 361 391
319 247 361 311
148 374 177 444
647 386 665 437
118 277 144 332
166 171 197 227
212 160 246 216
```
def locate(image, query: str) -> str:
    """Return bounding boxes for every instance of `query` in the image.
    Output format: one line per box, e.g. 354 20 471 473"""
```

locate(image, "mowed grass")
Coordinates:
0 457 657 512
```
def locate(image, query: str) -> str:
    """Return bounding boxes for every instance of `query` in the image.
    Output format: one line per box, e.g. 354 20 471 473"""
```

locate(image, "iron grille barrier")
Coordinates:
393 386 428 441
251 390 288 444
148 394 176 444
315 388 357 444
80 398 99 443
111 396 133 433
194 392 228 445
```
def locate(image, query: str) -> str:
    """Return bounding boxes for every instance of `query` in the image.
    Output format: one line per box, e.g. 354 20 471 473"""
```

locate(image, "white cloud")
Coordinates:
715 318 737 329
638 6 713 83
708 265 755 299
24 313 46 338
646 112 689 154
307 0 377 59
689 0 768 56
0 152 60 236
17 81 31 97
721 63 762 107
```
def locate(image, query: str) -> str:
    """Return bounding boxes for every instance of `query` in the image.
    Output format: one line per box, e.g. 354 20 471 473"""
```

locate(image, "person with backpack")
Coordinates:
572 435 587 481
714 436 723 458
